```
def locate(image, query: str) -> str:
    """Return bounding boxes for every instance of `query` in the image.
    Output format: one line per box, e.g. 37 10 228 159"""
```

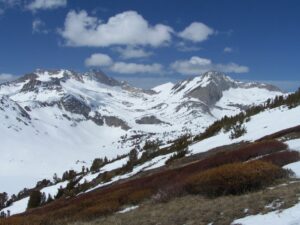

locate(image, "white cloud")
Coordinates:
32 18 48 33
171 56 249 75
27 0 67 11
85 53 162 74
114 46 153 59
224 47 233 53
178 22 214 42
59 10 173 47
0 73 16 83
110 62 163 74
85 53 113 67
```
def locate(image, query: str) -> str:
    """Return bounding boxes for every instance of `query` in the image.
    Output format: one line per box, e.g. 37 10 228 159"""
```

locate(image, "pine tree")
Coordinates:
0 192 8 209
27 190 42 209
230 123 247 139
46 194 53 204
129 148 138 164
90 158 104 172
53 173 60 183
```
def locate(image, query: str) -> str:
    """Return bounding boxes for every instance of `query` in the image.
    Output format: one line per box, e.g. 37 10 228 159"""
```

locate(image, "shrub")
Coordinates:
79 200 121 220
260 150 300 167
185 161 288 197
126 189 153 205
151 183 185 203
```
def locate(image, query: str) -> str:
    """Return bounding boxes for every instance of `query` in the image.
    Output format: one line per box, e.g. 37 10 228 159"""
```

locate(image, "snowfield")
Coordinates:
284 139 300 177
189 105 300 154
232 202 300 225
0 180 68 216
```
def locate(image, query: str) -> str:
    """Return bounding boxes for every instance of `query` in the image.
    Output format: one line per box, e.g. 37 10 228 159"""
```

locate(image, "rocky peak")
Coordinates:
171 71 237 106
85 70 121 86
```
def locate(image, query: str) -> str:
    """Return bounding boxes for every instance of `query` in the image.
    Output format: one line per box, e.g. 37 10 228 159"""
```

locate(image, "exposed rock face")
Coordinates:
0 96 31 126
135 116 167 125
239 82 282 92
175 101 210 114
89 112 104 126
60 95 91 118
103 116 130 130
20 77 42 93
87 70 121 86
172 71 281 107
184 71 237 106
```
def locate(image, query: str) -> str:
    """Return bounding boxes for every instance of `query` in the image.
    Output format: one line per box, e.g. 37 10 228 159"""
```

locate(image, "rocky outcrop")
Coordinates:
60 95 91 118
136 116 167 125
87 70 121 86
103 116 130 130
184 71 237 106
89 112 104 126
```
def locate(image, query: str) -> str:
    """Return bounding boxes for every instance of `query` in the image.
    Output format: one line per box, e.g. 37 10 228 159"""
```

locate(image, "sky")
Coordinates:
0 0 299 91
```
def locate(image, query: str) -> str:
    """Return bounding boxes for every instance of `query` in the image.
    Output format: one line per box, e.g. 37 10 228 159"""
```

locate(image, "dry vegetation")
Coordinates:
0 140 299 225
185 161 289 196
68 180 300 225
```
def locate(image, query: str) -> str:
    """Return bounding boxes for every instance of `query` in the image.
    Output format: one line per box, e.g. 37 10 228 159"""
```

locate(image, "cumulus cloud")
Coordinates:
178 22 214 42
224 47 233 53
27 0 67 11
0 73 16 83
32 18 48 33
59 10 173 47
110 62 162 74
85 53 113 67
171 56 249 75
114 46 153 59
85 53 162 74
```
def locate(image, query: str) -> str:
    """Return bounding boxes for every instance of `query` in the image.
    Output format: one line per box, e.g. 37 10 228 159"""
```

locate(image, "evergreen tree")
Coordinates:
90 158 104 172
230 123 247 139
40 192 46 205
55 187 64 199
53 173 60 183
0 192 8 209
46 194 54 204
27 190 42 209
129 148 138 164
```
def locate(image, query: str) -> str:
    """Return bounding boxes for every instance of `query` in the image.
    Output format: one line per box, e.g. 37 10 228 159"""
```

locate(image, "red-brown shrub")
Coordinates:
185 161 288 197
260 150 300 167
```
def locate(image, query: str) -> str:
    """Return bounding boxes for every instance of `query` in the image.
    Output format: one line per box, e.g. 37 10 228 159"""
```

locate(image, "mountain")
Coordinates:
1 86 300 224
0 69 282 194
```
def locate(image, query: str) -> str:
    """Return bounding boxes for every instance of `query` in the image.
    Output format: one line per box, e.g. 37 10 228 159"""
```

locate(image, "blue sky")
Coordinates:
0 0 299 90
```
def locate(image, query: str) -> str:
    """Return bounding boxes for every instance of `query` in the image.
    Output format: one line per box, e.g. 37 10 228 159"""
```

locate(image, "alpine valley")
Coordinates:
1 69 300 225
0 70 281 194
